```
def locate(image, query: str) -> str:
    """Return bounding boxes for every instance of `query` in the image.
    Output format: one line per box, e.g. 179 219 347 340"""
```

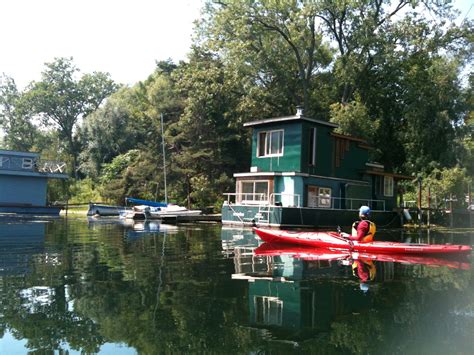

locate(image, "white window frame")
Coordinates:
309 127 317 166
384 176 394 197
257 129 284 157
317 187 332 207
239 180 270 204
254 296 283 326
307 185 332 208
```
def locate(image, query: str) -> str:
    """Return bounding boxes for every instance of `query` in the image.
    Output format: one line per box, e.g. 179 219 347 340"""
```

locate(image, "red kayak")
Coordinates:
254 228 472 256
255 243 471 270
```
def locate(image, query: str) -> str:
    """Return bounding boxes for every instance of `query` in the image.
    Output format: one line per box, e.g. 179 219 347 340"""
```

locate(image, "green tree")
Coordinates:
79 87 148 178
0 75 40 151
200 0 333 115
326 4 471 173
167 49 249 208
26 57 119 178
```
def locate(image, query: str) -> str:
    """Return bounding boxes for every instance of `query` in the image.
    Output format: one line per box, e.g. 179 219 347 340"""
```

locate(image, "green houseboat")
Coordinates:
221 108 411 228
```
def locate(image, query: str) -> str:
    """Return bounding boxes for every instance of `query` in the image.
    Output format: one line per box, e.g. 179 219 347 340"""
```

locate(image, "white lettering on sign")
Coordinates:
22 158 33 169
0 156 8 168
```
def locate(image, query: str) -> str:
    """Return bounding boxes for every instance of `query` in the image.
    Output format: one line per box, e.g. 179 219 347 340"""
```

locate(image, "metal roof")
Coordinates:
243 114 339 128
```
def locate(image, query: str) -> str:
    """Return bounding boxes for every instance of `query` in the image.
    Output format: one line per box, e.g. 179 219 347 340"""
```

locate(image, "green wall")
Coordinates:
250 121 369 180
246 119 398 210
334 142 369 180
250 123 302 172
301 122 333 176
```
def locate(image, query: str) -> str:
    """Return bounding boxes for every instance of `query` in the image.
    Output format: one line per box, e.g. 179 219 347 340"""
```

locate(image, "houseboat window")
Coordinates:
309 127 317 165
240 180 269 203
307 186 332 208
254 296 283 326
318 187 332 207
375 176 383 195
258 132 266 157
257 130 283 157
384 176 394 197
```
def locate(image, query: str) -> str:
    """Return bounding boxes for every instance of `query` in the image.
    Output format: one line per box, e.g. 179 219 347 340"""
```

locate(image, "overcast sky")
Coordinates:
0 0 471 90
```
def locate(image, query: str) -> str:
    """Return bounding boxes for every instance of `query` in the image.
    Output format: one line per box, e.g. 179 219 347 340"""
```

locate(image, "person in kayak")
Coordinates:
353 258 376 293
341 205 376 242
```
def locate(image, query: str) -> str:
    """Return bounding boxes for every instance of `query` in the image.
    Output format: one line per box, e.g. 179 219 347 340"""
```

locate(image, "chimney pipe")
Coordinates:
296 106 303 117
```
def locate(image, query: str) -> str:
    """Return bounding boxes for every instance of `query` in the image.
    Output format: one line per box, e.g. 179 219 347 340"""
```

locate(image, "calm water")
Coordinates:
0 217 473 354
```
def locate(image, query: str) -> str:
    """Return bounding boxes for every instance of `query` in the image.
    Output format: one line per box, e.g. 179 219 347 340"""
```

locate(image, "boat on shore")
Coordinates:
88 197 201 220
87 203 130 217
254 228 472 255
120 205 202 220
119 197 201 220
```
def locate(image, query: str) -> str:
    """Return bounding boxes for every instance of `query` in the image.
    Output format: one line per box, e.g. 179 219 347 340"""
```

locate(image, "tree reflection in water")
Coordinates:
0 219 472 354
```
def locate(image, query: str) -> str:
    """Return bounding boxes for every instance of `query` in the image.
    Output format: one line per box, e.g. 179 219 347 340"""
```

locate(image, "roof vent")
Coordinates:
296 106 303 117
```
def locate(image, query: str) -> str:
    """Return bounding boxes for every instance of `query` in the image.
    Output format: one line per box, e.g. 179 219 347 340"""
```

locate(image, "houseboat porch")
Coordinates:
221 193 401 229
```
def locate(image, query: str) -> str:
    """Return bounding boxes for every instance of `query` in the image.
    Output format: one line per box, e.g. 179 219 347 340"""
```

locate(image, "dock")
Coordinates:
160 214 222 224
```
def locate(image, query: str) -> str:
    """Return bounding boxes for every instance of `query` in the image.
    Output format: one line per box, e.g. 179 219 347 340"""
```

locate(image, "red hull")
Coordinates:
253 228 472 255
255 243 471 270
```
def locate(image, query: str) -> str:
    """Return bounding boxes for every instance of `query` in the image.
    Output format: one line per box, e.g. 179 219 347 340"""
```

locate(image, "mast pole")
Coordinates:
160 113 168 205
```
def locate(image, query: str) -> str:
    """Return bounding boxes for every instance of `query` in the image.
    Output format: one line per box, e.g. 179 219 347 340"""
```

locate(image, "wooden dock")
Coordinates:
160 214 221 224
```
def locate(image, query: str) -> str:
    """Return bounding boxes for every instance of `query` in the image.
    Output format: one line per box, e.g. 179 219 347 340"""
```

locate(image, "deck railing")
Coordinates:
35 160 67 174
224 193 387 211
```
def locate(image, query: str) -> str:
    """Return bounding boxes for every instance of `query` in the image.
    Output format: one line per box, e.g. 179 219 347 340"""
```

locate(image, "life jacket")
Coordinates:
352 259 376 282
351 220 376 242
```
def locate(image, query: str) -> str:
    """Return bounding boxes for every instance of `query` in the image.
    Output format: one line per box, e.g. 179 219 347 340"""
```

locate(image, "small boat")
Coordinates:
87 203 130 216
125 197 168 208
255 243 471 270
253 228 472 255
120 198 201 220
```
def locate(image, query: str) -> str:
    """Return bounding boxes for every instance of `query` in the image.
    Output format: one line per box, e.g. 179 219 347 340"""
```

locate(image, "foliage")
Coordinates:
79 87 147 178
67 178 102 204
25 57 119 178
330 96 380 143
0 75 41 151
98 149 142 204
46 179 71 204
402 166 471 209
199 0 333 116
1 2 472 209
190 173 234 211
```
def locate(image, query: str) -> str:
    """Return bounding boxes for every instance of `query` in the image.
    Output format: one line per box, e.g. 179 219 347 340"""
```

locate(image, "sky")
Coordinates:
0 0 204 89
0 0 471 90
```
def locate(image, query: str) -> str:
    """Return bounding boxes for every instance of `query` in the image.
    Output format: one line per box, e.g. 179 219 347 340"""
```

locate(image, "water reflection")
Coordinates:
0 220 472 354
0 221 46 275
223 227 474 352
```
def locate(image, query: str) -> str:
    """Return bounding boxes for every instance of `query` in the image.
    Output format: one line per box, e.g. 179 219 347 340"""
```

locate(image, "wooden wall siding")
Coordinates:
333 137 369 181
334 138 350 168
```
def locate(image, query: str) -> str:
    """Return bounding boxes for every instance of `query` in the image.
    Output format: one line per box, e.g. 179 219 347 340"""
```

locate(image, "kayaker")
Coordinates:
352 259 376 283
341 205 376 242
352 258 376 293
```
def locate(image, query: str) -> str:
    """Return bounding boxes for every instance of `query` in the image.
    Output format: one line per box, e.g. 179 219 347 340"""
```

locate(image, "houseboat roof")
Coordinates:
0 149 39 158
243 114 339 128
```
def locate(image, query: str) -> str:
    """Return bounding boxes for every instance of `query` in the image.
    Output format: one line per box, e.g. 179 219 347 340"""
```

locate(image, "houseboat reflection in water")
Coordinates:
221 227 471 341
0 221 47 276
